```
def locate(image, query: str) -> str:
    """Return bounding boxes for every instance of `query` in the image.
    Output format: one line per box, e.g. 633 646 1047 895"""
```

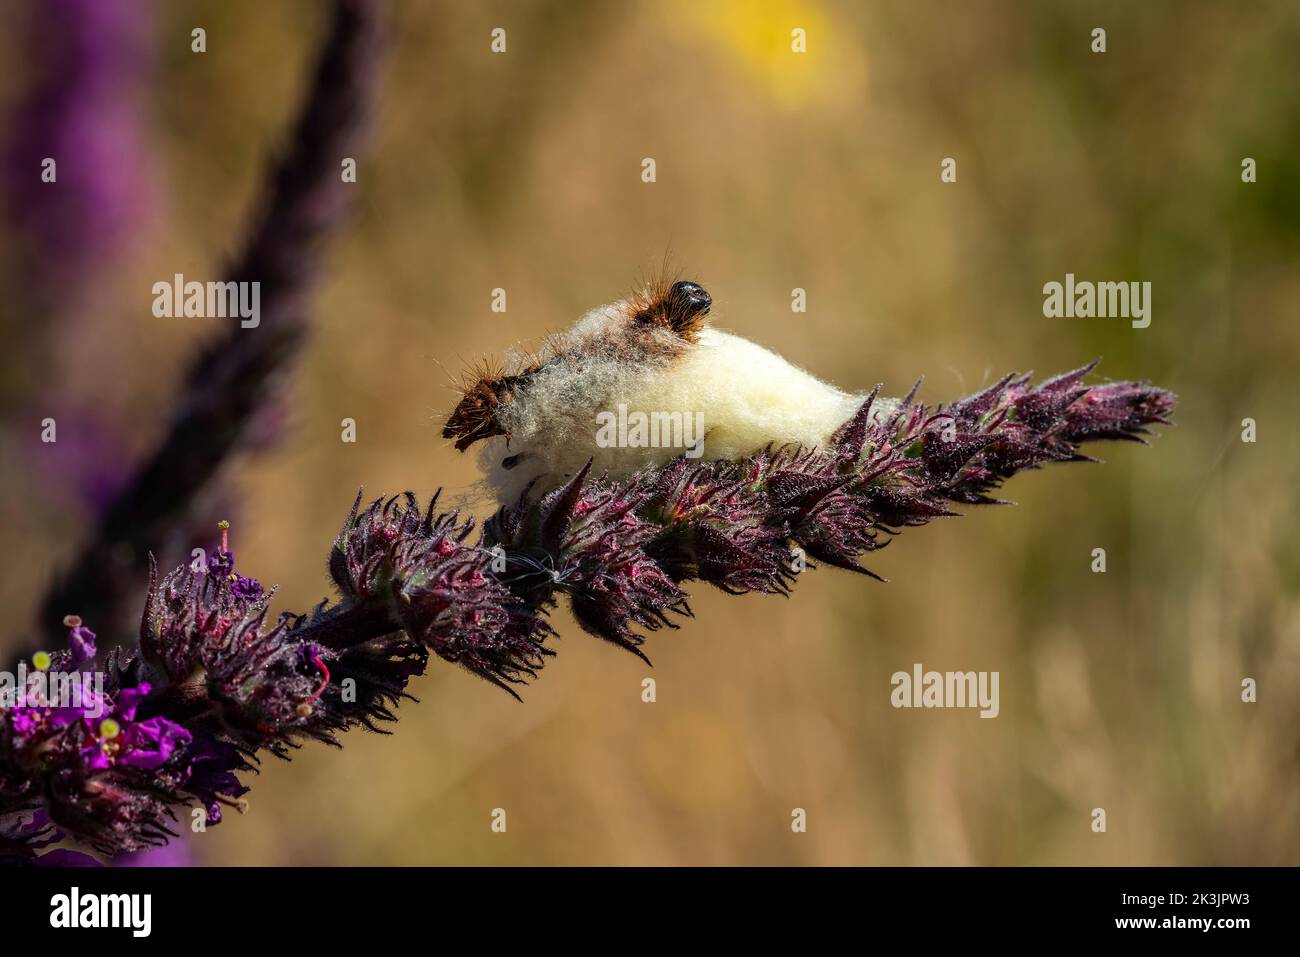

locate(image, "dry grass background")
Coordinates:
1 0 1296 864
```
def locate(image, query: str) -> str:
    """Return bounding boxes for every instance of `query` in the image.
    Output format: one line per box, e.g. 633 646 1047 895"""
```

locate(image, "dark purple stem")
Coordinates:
289 601 401 651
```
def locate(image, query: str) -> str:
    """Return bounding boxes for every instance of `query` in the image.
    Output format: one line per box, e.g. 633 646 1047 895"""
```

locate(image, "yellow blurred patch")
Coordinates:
673 0 851 107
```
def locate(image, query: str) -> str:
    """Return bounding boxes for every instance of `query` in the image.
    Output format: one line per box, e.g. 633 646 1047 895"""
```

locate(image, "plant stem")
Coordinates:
289 601 400 651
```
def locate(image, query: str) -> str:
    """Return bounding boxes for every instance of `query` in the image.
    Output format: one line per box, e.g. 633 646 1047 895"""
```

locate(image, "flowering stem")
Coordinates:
3 362 1174 860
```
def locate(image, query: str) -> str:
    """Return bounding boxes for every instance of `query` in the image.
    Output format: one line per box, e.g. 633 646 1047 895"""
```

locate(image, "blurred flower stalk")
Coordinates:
35 0 382 648
5 0 383 865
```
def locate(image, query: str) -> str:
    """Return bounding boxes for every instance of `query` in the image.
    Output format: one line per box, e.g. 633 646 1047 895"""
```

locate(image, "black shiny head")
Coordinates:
668 280 711 319
631 277 712 342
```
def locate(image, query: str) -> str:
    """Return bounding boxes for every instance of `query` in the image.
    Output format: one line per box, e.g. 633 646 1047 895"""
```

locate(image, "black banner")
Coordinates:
1 866 1287 944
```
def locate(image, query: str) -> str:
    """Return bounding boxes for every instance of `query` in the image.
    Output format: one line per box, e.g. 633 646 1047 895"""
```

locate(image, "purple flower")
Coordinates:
232 576 264 600
2 621 204 854
208 549 236 577
179 734 251 827
140 559 319 739
68 624 96 666
79 684 191 772
115 719 192 770
331 492 552 696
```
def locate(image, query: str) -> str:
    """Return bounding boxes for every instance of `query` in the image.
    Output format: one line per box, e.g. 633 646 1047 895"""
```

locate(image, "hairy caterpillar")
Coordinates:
444 276 897 504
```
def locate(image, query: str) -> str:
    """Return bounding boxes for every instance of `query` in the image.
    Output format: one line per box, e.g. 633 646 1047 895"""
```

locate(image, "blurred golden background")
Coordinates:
1 0 1296 864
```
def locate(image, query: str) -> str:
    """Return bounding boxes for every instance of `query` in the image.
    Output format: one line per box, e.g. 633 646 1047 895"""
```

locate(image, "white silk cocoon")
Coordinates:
474 305 898 504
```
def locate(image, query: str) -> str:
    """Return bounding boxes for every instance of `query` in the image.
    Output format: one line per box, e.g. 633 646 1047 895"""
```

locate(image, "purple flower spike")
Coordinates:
2 360 1174 859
